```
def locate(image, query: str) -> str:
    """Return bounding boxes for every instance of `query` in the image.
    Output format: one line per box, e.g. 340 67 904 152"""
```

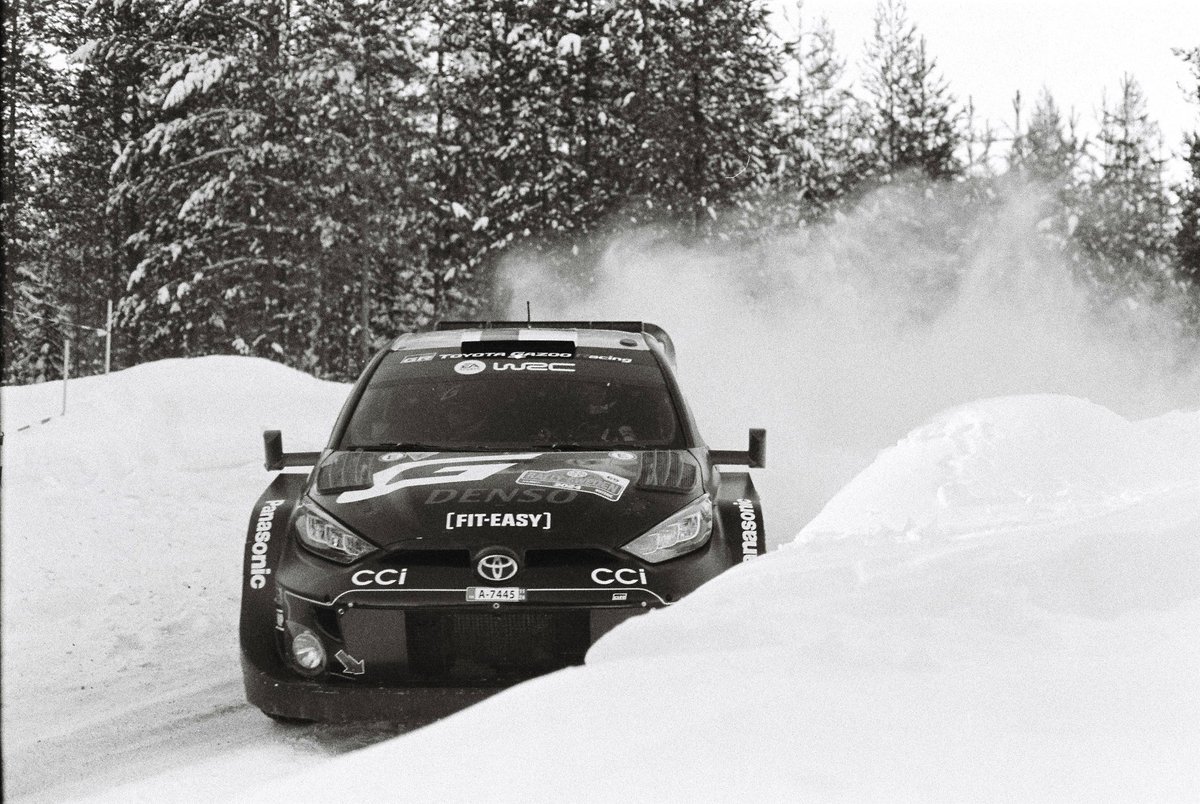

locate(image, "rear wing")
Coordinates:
435 320 675 365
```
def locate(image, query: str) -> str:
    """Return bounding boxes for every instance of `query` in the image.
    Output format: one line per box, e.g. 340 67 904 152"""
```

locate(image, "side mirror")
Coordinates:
748 428 766 468
711 428 766 468
263 430 321 471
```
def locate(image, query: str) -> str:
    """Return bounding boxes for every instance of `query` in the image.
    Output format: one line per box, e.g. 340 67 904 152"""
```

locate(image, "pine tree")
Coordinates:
1003 88 1089 259
1074 75 1174 300
3 0 65 382
106 1 439 378
622 0 781 234
774 8 861 224
861 0 959 182
1172 47 1200 317
3 0 126 382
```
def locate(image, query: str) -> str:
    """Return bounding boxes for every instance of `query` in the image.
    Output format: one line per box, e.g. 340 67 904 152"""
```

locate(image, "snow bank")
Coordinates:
800 394 1200 544
3 359 1196 801
2 357 349 800
248 394 1200 802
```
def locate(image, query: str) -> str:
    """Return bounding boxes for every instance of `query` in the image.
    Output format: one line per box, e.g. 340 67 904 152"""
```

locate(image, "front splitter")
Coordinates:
242 652 507 724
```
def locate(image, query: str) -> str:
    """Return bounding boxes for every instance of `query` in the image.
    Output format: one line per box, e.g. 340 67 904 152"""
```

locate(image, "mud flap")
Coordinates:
239 474 307 690
715 471 767 562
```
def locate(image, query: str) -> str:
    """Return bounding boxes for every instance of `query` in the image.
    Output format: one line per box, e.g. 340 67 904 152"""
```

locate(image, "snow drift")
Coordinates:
3 358 1197 802
1 358 352 802
250 397 1199 800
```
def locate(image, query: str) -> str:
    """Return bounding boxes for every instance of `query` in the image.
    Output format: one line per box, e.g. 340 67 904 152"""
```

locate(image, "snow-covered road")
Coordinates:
3 357 1198 801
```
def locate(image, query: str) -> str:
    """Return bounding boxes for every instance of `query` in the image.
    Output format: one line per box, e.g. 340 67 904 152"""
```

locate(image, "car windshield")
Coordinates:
340 347 683 451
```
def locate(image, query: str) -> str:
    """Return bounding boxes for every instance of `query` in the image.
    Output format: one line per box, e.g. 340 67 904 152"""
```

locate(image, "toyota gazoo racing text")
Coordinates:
240 321 766 722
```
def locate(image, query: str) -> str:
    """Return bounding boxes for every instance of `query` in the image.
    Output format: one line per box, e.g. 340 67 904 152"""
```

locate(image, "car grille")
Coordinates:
523 547 614 568
405 610 590 681
379 549 471 567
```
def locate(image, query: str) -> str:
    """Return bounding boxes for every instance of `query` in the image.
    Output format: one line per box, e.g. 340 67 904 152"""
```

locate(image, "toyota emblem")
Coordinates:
476 553 519 582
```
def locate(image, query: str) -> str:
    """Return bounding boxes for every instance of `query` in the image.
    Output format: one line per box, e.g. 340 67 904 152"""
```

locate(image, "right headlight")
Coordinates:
621 494 713 563
294 498 376 564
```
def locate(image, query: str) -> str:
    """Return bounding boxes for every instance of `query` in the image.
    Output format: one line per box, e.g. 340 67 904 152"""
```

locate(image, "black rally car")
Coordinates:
241 321 766 721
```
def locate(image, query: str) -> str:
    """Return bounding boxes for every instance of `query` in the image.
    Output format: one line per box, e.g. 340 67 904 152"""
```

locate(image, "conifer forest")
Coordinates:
4 0 1200 384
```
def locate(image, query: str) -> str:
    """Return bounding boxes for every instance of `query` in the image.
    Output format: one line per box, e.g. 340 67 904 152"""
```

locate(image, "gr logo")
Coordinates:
336 453 543 504
591 568 647 586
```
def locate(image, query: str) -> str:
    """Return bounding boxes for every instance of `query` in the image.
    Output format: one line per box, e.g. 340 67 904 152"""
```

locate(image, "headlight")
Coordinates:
622 494 713 563
294 499 376 564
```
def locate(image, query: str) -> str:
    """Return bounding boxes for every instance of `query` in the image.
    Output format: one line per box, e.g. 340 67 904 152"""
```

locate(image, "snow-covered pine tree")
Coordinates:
433 0 621 283
110 0 287 365
3 0 143 381
860 0 959 183
106 0 438 379
616 0 780 235
1172 47 1200 322
284 0 437 375
1074 75 1175 302
774 7 862 225
3 0 66 383
1008 89 1089 260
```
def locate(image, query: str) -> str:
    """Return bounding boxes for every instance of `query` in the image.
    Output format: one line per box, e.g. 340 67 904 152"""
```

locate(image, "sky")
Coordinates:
778 0 1200 180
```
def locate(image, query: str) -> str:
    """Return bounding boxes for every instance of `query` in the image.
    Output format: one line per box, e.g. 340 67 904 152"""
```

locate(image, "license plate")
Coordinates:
466 586 526 602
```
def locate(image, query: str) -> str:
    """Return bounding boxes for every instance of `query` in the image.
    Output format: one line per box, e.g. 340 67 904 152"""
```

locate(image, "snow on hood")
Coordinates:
245 393 1200 802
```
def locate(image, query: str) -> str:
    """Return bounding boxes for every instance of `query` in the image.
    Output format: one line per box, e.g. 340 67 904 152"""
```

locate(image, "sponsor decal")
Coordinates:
452 359 575 374
586 354 633 364
608 451 637 461
351 568 408 586
424 487 578 504
611 592 628 601
446 512 552 530
518 468 630 502
336 453 542 504
401 353 435 364
248 499 286 590
592 567 648 586
477 553 519 582
380 451 438 463
493 361 575 373
335 649 365 675
736 498 759 562
274 609 285 631
436 352 571 360
454 359 486 375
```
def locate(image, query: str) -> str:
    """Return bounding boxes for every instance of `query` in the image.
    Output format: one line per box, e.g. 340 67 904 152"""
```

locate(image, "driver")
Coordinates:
438 383 494 443
576 382 637 443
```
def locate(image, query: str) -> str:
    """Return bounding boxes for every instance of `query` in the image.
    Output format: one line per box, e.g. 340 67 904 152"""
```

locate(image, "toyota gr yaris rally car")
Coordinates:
241 321 766 722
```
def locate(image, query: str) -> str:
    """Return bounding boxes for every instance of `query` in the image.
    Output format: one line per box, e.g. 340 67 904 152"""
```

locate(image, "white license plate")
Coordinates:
466 587 526 602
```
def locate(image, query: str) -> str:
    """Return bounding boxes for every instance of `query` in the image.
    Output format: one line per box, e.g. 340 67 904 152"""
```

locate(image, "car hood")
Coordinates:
308 449 703 552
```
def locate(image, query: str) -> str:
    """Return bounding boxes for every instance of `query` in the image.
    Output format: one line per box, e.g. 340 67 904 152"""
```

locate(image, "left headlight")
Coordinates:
622 494 713 563
294 498 376 564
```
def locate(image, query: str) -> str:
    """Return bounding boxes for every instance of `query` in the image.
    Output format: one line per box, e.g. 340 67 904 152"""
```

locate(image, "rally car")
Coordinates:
241 321 766 722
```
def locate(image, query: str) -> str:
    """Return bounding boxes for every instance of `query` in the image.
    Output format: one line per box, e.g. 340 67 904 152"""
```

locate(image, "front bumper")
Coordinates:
242 525 736 721
245 601 649 722
242 650 506 723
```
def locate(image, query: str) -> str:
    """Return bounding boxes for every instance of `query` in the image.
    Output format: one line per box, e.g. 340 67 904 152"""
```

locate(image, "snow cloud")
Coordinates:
499 180 1200 537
